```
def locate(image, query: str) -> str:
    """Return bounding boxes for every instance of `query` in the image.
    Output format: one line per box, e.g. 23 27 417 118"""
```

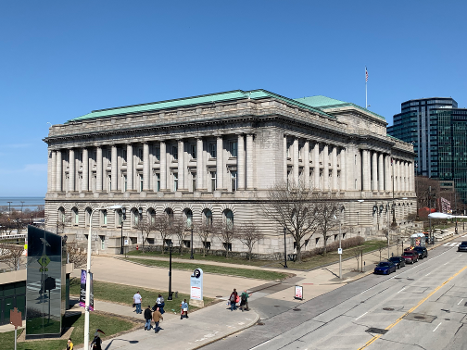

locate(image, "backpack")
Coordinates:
241 293 247 302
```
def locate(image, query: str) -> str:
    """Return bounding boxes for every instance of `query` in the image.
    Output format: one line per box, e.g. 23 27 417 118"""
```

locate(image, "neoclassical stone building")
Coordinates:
44 90 416 255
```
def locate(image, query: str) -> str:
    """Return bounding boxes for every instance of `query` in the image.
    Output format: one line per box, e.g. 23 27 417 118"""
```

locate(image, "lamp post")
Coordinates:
167 240 173 300
84 204 122 350
334 206 344 279
190 224 194 259
120 208 126 255
283 226 288 269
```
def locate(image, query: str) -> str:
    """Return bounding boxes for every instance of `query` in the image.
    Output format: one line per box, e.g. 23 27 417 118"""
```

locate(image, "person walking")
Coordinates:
229 289 238 311
91 329 105 350
67 338 73 350
240 290 249 312
155 294 165 314
152 307 163 333
180 299 189 319
133 291 142 314
144 305 152 330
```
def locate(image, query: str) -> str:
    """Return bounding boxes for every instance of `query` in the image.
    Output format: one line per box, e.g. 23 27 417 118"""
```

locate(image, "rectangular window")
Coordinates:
231 171 237 191
209 143 216 158
123 175 127 192
190 144 197 159
140 175 144 192
138 148 143 160
102 211 107 226
172 146 178 160
100 235 105 249
108 175 111 192
192 173 196 191
155 173 160 191
229 141 237 157
223 242 232 251
174 173 178 191
183 240 191 248
203 241 211 250
154 147 160 161
211 171 217 191
123 149 127 162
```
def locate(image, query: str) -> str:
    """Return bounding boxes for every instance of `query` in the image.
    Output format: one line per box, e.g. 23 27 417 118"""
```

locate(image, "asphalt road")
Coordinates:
202 236 467 350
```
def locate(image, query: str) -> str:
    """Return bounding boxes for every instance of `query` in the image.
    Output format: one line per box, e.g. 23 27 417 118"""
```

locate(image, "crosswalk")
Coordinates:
444 242 461 247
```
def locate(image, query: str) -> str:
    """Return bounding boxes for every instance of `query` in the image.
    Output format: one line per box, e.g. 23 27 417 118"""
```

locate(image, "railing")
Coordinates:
0 233 26 241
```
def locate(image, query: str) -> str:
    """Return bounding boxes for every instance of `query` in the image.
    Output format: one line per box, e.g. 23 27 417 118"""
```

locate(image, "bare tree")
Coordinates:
314 198 341 255
66 241 87 268
197 223 214 257
133 218 157 253
261 180 319 262
0 243 24 271
154 214 171 254
170 215 188 254
216 220 237 258
236 223 263 261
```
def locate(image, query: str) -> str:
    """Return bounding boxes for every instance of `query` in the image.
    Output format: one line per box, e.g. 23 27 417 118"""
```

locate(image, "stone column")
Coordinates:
323 144 329 191
143 143 150 191
196 138 204 190
362 150 370 191
304 141 310 187
385 154 391 191
283 135 287 183
238 135 246 190
339 148 346 191
160 141 167 191
126 144 133 191
96 147 103 191
47 150 52 193
69 149 75 192
293 138 299 185
56 150 62 192
177 140 185 190
216 136 224 190
331 146 337 191
246 134 254 189
82 148 89 192
313 142 320 190
111 145 118 191
378 153 384 192
372 151 377 192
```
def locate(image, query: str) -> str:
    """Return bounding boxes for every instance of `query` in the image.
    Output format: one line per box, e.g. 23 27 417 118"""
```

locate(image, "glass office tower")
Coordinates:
25 226 66 339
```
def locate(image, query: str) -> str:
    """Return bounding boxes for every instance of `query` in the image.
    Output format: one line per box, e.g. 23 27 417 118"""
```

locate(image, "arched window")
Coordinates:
184 209 193 228
58 207 65 223
165 208 174 223
85 207 92 227
132 208 140 226
147 208 156 225
224 209 234 229
203 209 212 225
101 210 108 226
71 207 79 225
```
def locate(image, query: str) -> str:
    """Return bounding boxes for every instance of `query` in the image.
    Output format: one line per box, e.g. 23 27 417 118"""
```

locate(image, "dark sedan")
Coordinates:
388 256 406 269
374 261 397 275
458 241 467 252
412 246 428 259
401 250 419 264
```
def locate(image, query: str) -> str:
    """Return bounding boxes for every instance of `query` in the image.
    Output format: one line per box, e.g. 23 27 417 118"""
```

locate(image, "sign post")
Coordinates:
10 307 22 350
190 268 204 308
294 285 303 300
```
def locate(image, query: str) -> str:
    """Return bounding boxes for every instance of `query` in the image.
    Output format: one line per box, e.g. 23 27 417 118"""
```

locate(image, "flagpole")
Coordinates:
365 67 368 109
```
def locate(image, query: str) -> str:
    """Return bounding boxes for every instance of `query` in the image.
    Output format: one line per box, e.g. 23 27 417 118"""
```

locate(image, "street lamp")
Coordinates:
283 226 288 269
167 240 174 300
333 206 345 279
190 224 194 259
120 208 126 255
84 204 122 349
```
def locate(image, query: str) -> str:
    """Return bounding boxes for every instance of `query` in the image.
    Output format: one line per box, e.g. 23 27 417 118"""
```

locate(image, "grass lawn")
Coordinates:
125 258 290 280
70 278 213 314
127 240 390 271
0 313 134 350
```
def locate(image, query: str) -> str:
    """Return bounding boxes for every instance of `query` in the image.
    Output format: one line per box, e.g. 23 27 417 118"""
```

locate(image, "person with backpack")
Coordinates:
153 294 165 314
229 289 238 311
240 290 249 312
144 305 152 330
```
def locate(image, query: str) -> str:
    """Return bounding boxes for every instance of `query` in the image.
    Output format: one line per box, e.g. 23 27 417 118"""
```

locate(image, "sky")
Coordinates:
0 0 465 197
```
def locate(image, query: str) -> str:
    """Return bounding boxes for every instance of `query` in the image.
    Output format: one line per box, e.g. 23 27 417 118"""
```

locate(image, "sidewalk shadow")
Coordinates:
105 339 139 349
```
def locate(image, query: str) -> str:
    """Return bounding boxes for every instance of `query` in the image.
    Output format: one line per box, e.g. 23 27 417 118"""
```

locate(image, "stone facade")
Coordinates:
43 90 417 255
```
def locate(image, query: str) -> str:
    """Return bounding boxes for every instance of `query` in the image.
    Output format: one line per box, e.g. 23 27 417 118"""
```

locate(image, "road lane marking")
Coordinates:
444 262 449 265
250 339 272 349
433 322 442 332
356 312 368 320
396 287 406 294
357 264 467 350
458 298 464 306
425 272 431 276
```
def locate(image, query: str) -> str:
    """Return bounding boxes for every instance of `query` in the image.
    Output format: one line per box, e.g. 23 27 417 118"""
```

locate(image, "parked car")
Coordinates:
458 241 467 252
412 246 428 259
388 256 406 269
401 250 419 264
374 261 397 275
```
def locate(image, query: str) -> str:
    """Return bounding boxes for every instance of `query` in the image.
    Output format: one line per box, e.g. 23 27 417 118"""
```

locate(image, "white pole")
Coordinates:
339 220 342 279
365 79 367 109
84 209 97 349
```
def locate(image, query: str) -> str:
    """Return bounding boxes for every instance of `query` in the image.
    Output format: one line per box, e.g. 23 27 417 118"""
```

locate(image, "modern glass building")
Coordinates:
388 98 467 202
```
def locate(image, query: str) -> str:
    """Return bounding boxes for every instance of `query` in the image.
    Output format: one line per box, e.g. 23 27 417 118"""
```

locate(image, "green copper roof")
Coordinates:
67 89 333 123
293 95 386 121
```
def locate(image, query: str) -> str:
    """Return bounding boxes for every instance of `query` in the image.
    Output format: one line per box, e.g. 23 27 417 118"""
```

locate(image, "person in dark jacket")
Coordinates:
144 305 152 330
229 289 238 311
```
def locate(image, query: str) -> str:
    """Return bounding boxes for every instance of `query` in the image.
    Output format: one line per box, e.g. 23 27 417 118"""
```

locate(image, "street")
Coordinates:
201 235 467 350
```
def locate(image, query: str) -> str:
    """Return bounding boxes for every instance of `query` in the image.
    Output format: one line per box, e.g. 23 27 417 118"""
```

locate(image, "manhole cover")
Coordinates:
394 277 401 279
383 307 394 311
257 322 265 326
414 316 425 320
407 278 414 281
445 318 451 321
404 313 437 323
366 328 388 334
293 308 301 311
274 305 280 307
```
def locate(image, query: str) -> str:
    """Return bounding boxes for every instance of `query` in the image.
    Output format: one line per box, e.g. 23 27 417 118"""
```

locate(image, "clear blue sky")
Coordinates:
1 0 465 197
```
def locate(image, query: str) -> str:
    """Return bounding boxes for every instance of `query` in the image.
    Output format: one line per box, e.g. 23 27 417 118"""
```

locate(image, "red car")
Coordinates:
401 250 419 264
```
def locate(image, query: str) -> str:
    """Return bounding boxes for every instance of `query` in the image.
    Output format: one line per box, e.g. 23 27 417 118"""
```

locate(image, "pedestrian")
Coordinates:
229 289 238 311
144 305 152 330
180 299 189 319
152 307 163 333
154 294 165 314
67 338 73 350
240 290 249 312
133 291 142 314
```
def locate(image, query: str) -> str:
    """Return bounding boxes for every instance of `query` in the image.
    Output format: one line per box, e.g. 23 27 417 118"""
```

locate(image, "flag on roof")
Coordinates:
365 67 368 83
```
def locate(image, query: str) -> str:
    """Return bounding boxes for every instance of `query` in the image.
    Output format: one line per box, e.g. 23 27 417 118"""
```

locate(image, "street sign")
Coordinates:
10 307 22 328
338 248 343 255
124 239 129 245
294 285 303 300
190 268 203 300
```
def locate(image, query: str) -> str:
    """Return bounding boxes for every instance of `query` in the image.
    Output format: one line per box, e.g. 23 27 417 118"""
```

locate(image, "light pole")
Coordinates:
283 226 288 268
334 206 344 279
167 240 173 300
84 204 122 349
120 208 126 255
190 224 194 259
